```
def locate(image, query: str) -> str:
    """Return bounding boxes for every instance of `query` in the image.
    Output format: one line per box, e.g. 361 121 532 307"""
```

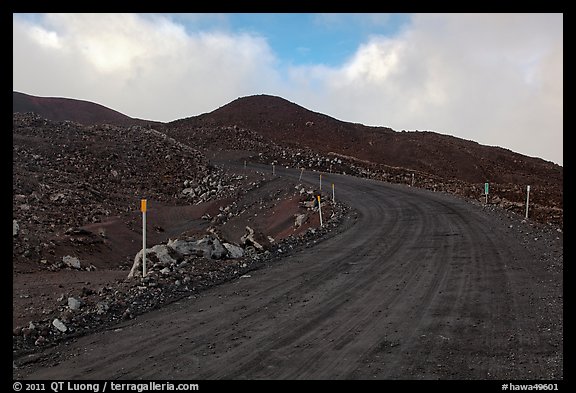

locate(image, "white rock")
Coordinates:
223 243 244 259
52 318 67 332
129 244 182 278
241 226 265 250
62 255 81 269
150 244 179 265
294 213 308 228
168 238 197 256
182 187 195 196
68 297 81 311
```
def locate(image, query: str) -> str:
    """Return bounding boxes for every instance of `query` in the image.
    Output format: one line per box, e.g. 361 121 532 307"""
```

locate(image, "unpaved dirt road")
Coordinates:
16 166 562 379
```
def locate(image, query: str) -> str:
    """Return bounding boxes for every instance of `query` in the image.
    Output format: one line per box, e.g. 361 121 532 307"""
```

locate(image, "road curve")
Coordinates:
19 167 562 379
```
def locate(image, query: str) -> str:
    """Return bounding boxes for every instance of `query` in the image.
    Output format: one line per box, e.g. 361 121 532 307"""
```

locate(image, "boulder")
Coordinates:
62 255 81 269
294 213 308 228
211 238 227 259
148 244 181 265
223 243 244 259
129 235 237 278
240 226 271 251
68 297 82 311
167 238 198 256
52 318 67 332
128 245 182 278
196 236 227 259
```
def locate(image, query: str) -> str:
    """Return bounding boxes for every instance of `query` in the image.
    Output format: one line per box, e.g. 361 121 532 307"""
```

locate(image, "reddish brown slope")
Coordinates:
13 91 159 127
176 94 561 188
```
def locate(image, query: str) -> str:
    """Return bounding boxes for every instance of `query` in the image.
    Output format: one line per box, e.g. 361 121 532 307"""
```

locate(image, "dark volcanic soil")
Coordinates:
13 91 157 127
13 167 562 380
180 94 562 187
12 94 563 381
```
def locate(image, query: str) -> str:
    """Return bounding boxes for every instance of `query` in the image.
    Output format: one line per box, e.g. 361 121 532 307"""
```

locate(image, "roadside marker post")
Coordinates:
317 195 323 227
272 163 275 176
332 183 335 203
411 173 415 187
299 168 304 181
525 185 531 219
320 174 322 190
484 182 489 204
141 199 147 277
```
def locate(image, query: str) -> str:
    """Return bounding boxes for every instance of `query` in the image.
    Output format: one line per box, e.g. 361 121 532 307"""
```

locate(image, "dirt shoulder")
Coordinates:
13 167 348 359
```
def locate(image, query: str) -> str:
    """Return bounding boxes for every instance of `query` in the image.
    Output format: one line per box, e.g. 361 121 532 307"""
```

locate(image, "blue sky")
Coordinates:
156 13 412 67
13 13 562 165
224 13 411 66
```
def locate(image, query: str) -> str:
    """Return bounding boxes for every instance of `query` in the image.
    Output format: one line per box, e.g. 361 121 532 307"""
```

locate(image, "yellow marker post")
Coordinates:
317 195 323 227
141 199 147 277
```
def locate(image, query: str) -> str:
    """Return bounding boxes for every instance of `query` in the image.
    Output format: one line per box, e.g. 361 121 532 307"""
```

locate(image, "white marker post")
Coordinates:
319 174 322 190
141 199 147 277
525 185 531 219
317 195 323 227
332 183 335 203
411 173 415 187
272 163 275 176
299 168 304 181
484 182 489 204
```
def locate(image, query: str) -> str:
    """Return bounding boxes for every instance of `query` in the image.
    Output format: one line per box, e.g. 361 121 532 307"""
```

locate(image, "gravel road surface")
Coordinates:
16 166 562 380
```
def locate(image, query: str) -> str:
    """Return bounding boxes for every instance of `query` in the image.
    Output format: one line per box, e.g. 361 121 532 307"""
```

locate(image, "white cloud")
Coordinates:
13 13 562 165
284 13 563 165
29 25 63 49
13 13 281 122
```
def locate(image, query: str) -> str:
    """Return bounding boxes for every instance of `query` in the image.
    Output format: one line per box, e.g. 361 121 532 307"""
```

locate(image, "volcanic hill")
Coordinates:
13 91 157 127
175 94 562 188
14 91 562 225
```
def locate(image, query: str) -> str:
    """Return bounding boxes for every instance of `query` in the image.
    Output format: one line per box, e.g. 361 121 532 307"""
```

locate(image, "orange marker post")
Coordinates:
141 199 147 277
